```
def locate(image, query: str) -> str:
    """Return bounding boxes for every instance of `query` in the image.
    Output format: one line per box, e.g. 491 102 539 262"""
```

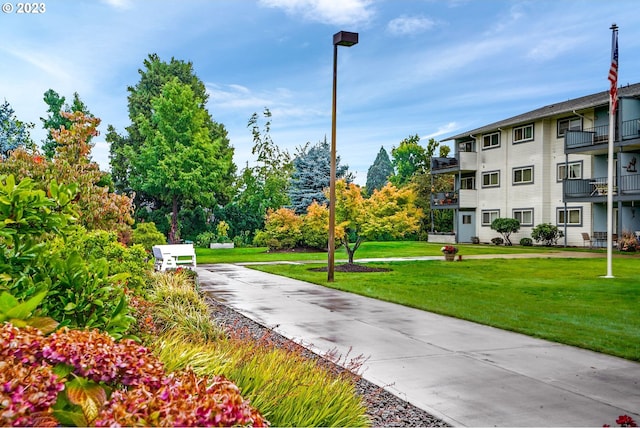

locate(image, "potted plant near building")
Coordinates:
441 245 458 261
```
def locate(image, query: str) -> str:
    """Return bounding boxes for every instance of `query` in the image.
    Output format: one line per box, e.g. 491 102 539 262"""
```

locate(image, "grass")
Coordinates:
245 253 640 361
196 240 569 264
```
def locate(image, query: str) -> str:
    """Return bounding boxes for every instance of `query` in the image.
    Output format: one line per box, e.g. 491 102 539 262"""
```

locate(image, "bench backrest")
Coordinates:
153 244 196 259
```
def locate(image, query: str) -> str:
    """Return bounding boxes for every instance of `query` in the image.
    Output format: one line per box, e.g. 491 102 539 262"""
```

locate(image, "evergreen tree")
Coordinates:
288 137 351 215
365 146 393 193
40 90 93 159
0 101 34 159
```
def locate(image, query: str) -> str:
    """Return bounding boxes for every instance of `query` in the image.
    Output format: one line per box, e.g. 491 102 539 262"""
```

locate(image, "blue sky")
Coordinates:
2 0 640 184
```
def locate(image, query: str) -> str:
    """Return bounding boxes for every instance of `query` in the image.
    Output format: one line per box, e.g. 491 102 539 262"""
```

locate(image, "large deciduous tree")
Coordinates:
333 180 422 263
130 78 226 243
108 53 235 202
288 137 351 214
217 109 292 241
40 90 93 159
0 100 34 159
390 134 428 187
365 146 393 194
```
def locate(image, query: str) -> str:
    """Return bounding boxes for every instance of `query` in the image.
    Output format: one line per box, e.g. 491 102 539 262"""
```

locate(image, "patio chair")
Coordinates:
581 232 593 248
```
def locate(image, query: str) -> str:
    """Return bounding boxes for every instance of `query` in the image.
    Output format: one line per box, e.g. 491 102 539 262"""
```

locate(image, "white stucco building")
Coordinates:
432 83 640 247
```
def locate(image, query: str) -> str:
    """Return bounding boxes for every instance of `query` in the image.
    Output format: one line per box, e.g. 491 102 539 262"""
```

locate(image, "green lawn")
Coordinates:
198 242 640 361
196 241 570 264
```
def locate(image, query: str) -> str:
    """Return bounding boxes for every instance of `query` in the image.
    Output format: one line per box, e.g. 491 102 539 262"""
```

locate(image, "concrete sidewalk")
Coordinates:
196 263 640 427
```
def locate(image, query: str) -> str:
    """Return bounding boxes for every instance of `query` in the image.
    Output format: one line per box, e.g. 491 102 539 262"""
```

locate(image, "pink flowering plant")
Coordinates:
0 322 268 427
440 245 458 254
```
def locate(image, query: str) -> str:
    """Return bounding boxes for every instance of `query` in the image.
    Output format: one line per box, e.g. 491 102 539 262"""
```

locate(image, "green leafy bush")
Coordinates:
520 237 533 246
0 175 137 338
132 222 167 251
491 237 504 245
531 223 564 246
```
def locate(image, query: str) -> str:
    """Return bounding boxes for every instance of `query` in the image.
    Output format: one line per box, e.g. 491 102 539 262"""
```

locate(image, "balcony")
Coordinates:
431 189 477 210
431 151 477 174
565 117 640 154
563 175 640 202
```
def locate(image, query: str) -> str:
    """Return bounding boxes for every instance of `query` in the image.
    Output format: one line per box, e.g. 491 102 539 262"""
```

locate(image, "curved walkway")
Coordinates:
196 255 640 427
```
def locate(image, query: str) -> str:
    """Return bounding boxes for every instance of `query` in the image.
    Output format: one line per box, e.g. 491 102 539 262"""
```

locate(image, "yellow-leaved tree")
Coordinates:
332 180 422 264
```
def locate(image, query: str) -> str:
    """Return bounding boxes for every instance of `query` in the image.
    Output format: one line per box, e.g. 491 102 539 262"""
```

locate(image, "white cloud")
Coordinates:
387 15 436 36
421 122 459 140
100 0 133 10
258 0 375 26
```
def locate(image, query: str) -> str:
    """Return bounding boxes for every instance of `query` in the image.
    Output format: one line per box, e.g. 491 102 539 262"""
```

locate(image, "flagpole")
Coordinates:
605 23 618 278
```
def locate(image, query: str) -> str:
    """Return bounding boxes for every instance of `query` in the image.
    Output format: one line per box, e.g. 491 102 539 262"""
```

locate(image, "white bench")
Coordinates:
152 244 197 271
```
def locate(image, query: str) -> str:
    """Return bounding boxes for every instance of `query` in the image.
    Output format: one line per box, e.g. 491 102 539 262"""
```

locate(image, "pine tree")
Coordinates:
288 138 351 215
365 146 393 193
0 100 34 159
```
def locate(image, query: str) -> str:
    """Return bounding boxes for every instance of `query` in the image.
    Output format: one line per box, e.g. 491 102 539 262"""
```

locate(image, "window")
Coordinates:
460 176 475 189
513 166 534 185
513 209 533 226
557 117 582 137
482 210 499 226
513 124 534 143
462 215 472 225
482 171 500 187
482 132 500 149
557 161 583 181
557 207 582 226
459 140 475 152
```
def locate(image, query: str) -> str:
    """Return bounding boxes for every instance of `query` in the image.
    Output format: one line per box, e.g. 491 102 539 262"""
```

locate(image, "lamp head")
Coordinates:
333 31 358 47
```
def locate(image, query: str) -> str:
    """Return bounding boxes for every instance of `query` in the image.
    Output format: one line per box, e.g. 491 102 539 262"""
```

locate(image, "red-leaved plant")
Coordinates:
604 415 638 427
0 322 268 427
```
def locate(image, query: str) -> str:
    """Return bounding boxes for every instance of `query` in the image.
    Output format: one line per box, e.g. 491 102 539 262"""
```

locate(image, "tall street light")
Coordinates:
328 30 358 282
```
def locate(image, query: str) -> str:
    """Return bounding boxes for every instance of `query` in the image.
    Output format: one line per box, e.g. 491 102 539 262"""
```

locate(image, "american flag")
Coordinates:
608 27 618 113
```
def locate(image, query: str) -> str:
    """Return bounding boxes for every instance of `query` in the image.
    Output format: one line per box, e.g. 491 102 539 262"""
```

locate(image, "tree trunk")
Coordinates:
343 237 363 264
169 195 179 244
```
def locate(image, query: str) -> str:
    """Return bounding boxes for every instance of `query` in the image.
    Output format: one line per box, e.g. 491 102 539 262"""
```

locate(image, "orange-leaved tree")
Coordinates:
0 111 134 242
332 180 423 264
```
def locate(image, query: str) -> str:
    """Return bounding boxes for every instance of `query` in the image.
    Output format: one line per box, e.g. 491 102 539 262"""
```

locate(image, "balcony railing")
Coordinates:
432 192 458 207
566 117 640 150
621 118 640 140
431 151 477 173
565 125 609 150
564 175 640 198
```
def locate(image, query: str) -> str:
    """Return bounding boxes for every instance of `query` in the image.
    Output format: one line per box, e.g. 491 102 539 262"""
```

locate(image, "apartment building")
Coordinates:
431 83 640 247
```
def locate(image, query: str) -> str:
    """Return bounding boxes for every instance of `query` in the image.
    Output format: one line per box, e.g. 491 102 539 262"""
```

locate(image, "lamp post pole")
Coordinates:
328 31 358 282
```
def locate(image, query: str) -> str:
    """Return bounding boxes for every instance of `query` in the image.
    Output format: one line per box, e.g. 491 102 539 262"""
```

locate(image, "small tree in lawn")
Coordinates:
333 180 422 264
531 223 564 246
490 218 520 246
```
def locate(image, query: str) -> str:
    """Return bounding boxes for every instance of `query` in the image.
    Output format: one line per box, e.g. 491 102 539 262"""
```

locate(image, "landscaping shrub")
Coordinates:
0 322 267 427
490 218 520 246
618 230 638 252
0 175 135 339
531 223 564 246
520 237 533 246
132 222 167 251
491 237 504 245
301 201 330 250
253 207 302 250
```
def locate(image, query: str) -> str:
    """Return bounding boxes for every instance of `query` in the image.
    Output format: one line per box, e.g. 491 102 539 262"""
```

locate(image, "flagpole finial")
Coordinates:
611 23 618 31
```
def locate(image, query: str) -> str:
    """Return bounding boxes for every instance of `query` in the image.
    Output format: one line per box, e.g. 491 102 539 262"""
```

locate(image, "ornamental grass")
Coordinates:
147 270 371 427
